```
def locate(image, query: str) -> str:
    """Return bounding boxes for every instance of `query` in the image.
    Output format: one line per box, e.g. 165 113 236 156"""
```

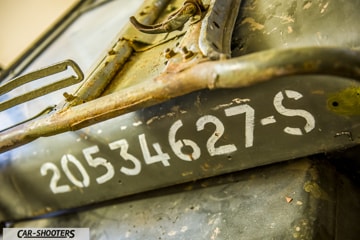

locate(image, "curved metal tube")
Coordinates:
130 0 205 34
1 47 360 153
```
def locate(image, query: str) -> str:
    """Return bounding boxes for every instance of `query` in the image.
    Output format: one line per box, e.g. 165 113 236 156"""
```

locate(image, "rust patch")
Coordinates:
241 17 264 31
303 1 312 10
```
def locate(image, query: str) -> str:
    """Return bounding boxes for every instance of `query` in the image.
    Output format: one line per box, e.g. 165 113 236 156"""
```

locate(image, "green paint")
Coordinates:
327 87 360 115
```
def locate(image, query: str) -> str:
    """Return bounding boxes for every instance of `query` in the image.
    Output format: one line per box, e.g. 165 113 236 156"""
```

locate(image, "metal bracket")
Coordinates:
0 60 84 111
130 0 206 34
199 0 242 59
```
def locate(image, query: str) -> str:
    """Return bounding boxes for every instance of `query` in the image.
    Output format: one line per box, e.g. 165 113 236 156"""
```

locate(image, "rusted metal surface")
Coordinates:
130 0 205 34
1 73 359 222
0 0 146 133
199 0 242 59
232 0 360 55
9 157 360 239
1 0 360 153
1 0 360 230
0 46 360 153
7 0 360 154
64 0 172 107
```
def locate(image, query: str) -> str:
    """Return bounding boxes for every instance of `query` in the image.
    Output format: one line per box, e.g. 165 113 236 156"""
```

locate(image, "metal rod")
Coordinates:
66 0 172 107
0 47 360 153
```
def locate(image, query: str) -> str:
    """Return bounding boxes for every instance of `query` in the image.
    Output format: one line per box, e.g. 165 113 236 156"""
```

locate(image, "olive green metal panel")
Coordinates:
0 0 360 229
232 0 360 55
9 156 360 239
1 75 360 222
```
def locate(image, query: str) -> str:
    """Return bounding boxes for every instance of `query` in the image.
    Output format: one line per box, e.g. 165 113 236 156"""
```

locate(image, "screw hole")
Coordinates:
332 101 339 107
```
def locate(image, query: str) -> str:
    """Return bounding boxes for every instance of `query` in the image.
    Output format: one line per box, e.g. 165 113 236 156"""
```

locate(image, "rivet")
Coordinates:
165 48 176 59
181 46 194 59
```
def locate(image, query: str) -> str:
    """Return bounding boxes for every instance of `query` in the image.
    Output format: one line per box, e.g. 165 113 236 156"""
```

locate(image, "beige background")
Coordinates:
0 0 76 68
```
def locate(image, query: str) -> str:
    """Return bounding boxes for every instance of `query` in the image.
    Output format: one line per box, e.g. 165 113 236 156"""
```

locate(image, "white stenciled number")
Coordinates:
224 104 255 148
61 154 90 188
168 120 201 161
40 163 71 194
109 139 141 175
83 146 114 184
139 134 170 166
273 90 315 135
196 115 237 156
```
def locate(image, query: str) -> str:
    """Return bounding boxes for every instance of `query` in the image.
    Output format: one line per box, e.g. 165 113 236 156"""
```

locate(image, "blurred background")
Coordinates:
0 0 76 69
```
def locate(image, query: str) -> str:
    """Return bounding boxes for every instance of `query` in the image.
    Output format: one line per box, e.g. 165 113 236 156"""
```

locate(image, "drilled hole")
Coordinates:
332 101 339 107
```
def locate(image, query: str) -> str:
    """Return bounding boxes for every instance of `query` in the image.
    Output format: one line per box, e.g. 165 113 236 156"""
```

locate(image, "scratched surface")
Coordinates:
0 0 143 131
9 157 360 239
232 0 360 56
1 0 360 235
1 75 360 222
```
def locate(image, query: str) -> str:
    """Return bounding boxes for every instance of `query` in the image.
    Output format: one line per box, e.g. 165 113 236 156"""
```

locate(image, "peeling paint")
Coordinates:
132 121 143 127
180 226 188 232
232 98 250 104
181 171 193 177
241 17 264 31
212 102 234 111
146 116 161 125
272 15 295 24
146 110 186 125
320 2 329 14
211 227 221 240
168 230 177 236
303 181 329 200
211 98 250 110
287 26 293 33
303 2 312 10
260 116 276 126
